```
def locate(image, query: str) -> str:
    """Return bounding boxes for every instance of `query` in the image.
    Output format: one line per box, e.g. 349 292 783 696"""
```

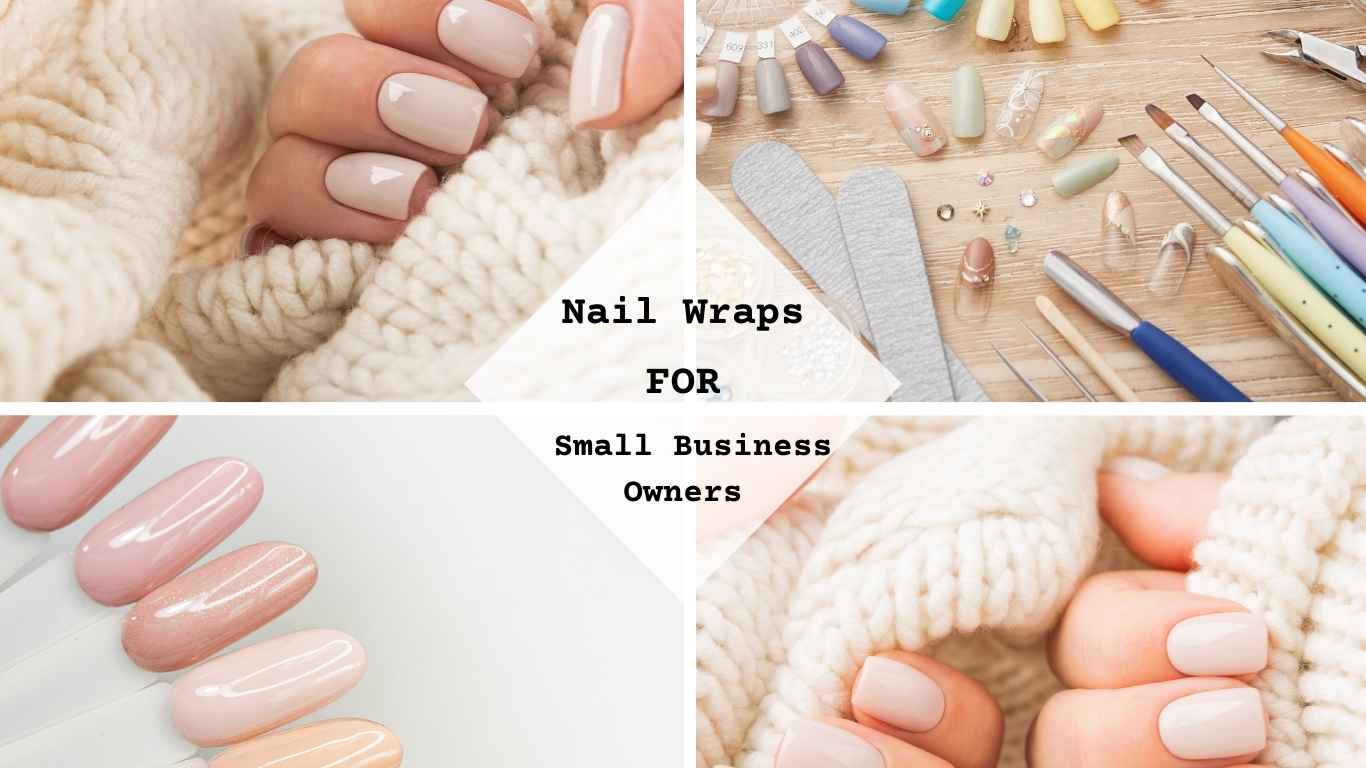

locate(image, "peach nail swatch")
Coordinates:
1167 612 1268 676
74 457 262 606
776 720 885 768
438 0 540 79
209 718 402 768
172 629 368 747
3 416 174 532
377 73 488 155
851 657 946 733
1158 687 1266 760
124 542 318 672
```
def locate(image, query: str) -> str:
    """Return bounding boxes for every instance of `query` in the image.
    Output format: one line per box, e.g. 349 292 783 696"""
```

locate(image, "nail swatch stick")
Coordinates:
1034 296 1140 401
0 555 112 675
1043 249 1249 401
0 514 44 587
1204 56 1366 226
1187 94 1366 275
0 684 196 768
1120 134 1366 382
1148 104 1366 327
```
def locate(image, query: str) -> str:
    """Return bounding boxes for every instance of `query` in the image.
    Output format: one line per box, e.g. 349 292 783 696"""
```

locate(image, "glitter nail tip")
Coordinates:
886 82 948 157
1102 190 1138 271
1151 222 1197 296
995 69 1045 142
1037 98 1105 160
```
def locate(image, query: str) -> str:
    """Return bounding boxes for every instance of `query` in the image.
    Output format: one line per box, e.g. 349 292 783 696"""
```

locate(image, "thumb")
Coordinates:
571 0 684 129
1097 457 1228 572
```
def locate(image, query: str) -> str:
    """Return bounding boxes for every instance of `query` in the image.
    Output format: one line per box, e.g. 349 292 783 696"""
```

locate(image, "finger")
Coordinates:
246 135 437 244
776 719 951 768
851 652 1003 768
344 0 539 85
571 0 684 129
1098 456 1227 571
1029 679 1267 768
1048 571 1268 689
270 34 492 166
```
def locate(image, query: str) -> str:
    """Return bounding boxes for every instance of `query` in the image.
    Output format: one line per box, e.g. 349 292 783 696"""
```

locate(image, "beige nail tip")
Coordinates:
438 0 540 79
1158 687 1266 761
852 657 946 734
1167 612 1268 676
569 4 630 127
377 73 488 155
208 719 402 768
324 153 430 220
776 720 885 768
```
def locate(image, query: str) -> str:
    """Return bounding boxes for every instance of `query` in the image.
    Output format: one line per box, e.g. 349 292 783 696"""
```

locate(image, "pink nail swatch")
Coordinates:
172 629 368 747
3 416 174 532
74 458 262 606
124 542 318 672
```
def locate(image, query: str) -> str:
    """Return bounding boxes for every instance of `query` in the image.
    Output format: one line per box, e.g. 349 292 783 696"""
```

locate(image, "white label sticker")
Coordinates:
779 16 813 48
803 1 837 26
695 17 715 56
755 29 777 59
719 31 748 64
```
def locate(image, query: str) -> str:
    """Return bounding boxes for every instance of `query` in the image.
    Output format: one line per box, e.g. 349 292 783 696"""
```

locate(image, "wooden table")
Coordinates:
697 0 1366 401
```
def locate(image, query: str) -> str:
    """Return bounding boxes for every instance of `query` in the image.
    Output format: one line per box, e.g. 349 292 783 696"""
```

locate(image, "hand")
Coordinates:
1029 457 1269 767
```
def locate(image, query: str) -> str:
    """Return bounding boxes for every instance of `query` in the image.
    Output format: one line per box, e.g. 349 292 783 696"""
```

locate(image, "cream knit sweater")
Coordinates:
0 0 681 401
698 416 1366 768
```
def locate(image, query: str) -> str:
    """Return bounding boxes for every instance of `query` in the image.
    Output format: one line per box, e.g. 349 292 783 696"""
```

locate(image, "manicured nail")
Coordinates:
437 0 539 79
1158 688 1266 760
1152 222 1196 297
1037 99 1105 160
1167 612 1268 676
952 64 985 138
805 2 886 61
851 657 946 733
754 31 792 115
208 719 402 768
124 542 319 672
923 0 968 22
75 458 262 606
886 83 946 157
1100 455 1170 481
3 416 174 532
324 153 433 220
569 3 629 126
977 0 1016 41
956 237 996 320
1030 0 1067 43
777 720 885 768
377 73 488 155
1073 0 1120 30
1052 152 1119 197
995 69 1044 141
1102 190 1138 271
855 0 910 14
782 17 844 95
172 629 367 747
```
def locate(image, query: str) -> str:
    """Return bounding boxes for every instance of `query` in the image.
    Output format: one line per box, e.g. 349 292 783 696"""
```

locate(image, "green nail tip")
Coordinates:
1053 153 1120 198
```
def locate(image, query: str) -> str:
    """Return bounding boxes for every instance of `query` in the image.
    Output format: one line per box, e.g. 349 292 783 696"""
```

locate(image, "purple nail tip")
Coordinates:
795 43 845 95
829 16 886 61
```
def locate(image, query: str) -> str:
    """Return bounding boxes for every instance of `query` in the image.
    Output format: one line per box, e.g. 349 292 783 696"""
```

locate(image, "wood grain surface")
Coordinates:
697 0 1366 401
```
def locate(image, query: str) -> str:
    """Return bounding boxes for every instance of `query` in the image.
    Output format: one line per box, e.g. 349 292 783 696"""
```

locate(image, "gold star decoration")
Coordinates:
973 200 991 221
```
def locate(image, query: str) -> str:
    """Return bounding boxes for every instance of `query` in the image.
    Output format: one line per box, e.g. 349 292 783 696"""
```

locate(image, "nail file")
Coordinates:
0 683 195 768
0 554 114 675
0 613 156 748
731 142 988 401
836 169 956 401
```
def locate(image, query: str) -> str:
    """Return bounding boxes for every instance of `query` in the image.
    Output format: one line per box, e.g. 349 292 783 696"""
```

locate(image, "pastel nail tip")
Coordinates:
1166 612 1268 676
1102 191 1137 242
377 73 488 155
851 657 946 733
830 16 886 60
796 45 844 95
324 153 431 221
208 719 402 768
569 3 629 127
923 0 967 21
438 0 540 79
777 720 885 768
952 65 986 138
1158 688 1266 760
701 61 739 118
124 542 319 672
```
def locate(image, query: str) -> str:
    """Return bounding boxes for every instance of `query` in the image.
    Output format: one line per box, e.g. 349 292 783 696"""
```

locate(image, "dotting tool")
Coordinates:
1042 250 1249 401
1204 56 1366 226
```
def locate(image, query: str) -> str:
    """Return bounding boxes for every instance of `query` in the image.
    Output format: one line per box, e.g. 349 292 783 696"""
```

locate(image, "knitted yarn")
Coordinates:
697 416 1275 768
0 0 682 400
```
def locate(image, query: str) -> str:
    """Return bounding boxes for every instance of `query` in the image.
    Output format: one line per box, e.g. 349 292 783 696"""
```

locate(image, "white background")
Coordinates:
3 416 681 766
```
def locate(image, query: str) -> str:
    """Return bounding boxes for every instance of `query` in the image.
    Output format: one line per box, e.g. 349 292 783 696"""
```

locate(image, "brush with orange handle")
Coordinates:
1203 55 1366 227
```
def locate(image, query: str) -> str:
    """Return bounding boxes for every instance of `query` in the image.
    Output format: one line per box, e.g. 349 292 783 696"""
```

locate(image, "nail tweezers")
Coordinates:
991 325 1098 402
1263 30 1366 91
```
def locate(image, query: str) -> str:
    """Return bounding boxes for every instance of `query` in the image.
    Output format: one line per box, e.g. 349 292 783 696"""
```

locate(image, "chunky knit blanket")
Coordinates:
0 0 681 401
698 416 1366 768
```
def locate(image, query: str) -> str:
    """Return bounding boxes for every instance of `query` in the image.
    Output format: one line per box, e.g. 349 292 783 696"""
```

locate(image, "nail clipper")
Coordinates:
1263 30 1366 90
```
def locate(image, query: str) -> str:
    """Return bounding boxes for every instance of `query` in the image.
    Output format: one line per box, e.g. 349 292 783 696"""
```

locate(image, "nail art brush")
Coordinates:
1035 296 1140 401
1019 320 1098 401
990 341 1047 401
1203 56 1366 226
1146 104 1366 327
1119 134 1366 382
1043 249 1250 401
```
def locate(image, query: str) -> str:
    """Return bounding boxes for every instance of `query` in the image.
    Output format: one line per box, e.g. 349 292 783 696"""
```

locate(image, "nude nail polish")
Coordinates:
324 153 433 221
804 2 886 61
172 629 367 747
1037 99 1105 160
952 64 985 138
886 83 946 157
437 0 540 79
208 719 402 768
1158 688 1266 760
777 720 885 768
1099 455 1170 480
124 542 319 672
75 457 262 606
851 657 946 733
569 3 629 127
3 416 174 532
1029 0 1067 43
377 73 488 155
701 32 745 118
1167 612 1268 676
754 30 792 115
781 16 844 95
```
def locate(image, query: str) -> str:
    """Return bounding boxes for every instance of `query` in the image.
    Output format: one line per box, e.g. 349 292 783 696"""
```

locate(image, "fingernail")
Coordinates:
3 416 175 532
886 83 947 157
1029 0 1067 43
952 64 985 138
569 3 629 127
437 0 539 79
851 657 946 733
1037 98 1105 160
976 0 1016 41
1158 688 1266 760
378 73 488 155
994 68 1044 141
1167 612 1268 676
75 458 262 606
1102 190 1138 271
324 152 433 220
956 237 996 320
209 719 402 768
776 720 885 768
172 629 367 747
1100 455 1171 481
1073 0 1120 30
124 542 318 672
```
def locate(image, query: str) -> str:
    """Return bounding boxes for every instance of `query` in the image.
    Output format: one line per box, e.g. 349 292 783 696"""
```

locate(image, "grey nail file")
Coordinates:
837 169 955 402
